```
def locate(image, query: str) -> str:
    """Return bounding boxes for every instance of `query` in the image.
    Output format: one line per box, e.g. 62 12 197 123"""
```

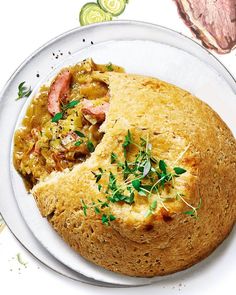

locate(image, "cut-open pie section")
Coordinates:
13 59 236 277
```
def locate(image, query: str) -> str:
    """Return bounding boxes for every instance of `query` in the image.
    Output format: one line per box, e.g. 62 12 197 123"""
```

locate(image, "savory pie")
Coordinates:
13 59 236 277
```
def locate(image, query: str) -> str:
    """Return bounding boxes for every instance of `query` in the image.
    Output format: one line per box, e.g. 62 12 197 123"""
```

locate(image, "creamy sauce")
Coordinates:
13 59 124 189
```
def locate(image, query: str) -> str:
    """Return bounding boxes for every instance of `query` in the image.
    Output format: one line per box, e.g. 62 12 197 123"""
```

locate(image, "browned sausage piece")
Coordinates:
82 99 110 124
48 70 72 115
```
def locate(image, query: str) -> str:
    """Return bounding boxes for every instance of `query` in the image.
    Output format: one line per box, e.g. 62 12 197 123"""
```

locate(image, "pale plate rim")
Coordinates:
0 20 235 288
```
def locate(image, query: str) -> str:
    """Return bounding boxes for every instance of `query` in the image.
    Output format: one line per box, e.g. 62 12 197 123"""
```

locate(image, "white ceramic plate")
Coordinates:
0 21 235 288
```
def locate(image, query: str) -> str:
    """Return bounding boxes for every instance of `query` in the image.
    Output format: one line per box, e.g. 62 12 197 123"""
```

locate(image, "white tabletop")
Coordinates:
0 1 235 294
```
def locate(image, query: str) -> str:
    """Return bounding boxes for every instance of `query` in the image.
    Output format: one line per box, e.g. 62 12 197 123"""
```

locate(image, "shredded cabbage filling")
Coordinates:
13 59 124 189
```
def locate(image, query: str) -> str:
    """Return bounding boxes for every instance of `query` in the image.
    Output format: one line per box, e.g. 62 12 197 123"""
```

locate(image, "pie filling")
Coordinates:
13 59 124 189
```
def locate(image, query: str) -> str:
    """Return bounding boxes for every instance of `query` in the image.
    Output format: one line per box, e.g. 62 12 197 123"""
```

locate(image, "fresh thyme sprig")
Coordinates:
106 62 114 72
102 214 116 225
81 198 112 225
51 100 80 122
145 200 157 218
176 192 202 219
73 130 95 153
16 81 32 101
82 130 202 225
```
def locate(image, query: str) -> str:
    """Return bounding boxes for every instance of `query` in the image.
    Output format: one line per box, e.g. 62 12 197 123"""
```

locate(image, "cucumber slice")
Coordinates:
79 3 112 26
97 0 126 16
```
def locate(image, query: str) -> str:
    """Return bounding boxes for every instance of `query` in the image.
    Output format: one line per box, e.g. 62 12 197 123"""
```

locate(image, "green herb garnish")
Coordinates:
63 100 80 110
123 129 132 157
51 112 63 123
75 140 83 146
85 130 201 225
132 179 141 191
94 206 100 214
111 152 118 164
106 62 114 71
101 214 116 225
92 168 104 183
159 160 167 174
87 141 95 152
182 196 202 219
16 82 32 101
81 199 88 216
108 191 134 204
174 167 187 175
145 199 158 217
51 100 80 122
100 201 109 208
123 130 132 148
108 172 117 190
109 214 116 221
92 172 102 183
74 130 86 137
101 214 109 225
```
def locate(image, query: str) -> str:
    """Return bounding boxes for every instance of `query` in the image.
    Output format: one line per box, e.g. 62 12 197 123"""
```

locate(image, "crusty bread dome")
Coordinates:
32 73 236 277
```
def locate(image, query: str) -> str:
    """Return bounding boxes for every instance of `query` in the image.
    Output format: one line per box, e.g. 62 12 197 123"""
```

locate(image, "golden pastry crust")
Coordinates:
32 73 236 277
